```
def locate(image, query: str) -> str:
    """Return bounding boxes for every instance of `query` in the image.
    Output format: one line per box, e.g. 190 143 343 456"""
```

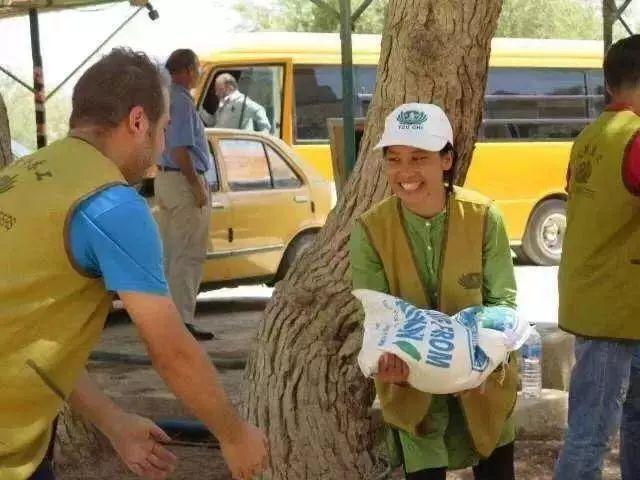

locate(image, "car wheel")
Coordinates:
275 232 317 281
521 199 567 266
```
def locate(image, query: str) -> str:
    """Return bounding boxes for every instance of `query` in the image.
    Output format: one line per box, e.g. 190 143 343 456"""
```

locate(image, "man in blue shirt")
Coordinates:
4 48 267 480
155 49 214 340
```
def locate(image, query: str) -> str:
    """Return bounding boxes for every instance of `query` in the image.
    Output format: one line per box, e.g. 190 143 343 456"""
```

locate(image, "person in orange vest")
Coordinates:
555 35 640 480
350 103 519 479
0 48 267 480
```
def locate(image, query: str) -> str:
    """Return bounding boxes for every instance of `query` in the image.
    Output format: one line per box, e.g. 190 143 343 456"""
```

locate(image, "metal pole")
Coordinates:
46 7 144 102
0 65 34 93
603 0 615 53
29 9 46 149
339 0 356 178
603 0 614 104
352 0 374 23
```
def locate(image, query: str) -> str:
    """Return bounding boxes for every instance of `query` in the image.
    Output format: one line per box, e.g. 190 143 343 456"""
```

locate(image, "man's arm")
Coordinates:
172 147 206 207
69 188 267 480
166 91 207 207
119 292 267 480
70 371 177 479
250 102 271 133
622 133 640 196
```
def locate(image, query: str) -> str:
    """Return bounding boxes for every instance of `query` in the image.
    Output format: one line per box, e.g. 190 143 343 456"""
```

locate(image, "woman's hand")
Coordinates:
376 353 410 384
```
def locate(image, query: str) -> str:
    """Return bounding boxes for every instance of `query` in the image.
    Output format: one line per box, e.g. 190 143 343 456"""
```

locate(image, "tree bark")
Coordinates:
0 92 11 168
53 404 110 469
244 1 502 478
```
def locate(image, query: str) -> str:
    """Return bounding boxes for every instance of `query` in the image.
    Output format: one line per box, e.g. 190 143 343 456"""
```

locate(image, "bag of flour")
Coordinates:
353 289 529 394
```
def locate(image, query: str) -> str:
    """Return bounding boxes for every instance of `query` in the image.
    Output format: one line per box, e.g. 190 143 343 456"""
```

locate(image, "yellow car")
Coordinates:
144 128 334 289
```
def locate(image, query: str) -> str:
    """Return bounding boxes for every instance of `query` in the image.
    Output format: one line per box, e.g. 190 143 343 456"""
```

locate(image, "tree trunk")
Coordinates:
0 92 11 168
244 1 502 478
53 404 110 470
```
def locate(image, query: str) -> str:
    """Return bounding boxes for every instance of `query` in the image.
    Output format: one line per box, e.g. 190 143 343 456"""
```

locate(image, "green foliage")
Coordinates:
1 74 71 151
233 0 604 40
496 0 602 40
234 0 388 34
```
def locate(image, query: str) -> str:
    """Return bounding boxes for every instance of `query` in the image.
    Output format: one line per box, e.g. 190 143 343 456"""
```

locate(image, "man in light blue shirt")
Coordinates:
155 49 214 340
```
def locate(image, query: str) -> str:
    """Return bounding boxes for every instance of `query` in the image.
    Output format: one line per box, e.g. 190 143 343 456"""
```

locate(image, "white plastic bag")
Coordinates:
354 289 527 394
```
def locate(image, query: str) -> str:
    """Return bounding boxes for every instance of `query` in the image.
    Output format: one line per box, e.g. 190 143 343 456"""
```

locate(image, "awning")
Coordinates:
0 0 147 19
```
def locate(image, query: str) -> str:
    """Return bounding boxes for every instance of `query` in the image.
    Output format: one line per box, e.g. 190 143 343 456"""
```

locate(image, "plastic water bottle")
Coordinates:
520 325 542 398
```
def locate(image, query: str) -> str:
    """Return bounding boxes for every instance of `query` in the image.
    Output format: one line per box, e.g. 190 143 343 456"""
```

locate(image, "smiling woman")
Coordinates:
379 104 455 219
349 102 519 479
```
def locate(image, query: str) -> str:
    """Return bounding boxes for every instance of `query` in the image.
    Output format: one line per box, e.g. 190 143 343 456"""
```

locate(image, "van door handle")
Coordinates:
294 195 309 203
211 201 226 210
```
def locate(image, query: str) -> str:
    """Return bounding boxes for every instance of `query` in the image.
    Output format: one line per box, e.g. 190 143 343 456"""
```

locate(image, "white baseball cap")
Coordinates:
374 103 453 152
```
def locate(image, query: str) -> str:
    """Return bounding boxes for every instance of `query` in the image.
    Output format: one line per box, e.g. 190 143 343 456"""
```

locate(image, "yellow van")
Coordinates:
194 33 605 266
146 128 333 288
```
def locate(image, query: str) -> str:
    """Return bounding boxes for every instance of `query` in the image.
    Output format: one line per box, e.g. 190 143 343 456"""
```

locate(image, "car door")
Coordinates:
200 138 233 284
213 135 312 281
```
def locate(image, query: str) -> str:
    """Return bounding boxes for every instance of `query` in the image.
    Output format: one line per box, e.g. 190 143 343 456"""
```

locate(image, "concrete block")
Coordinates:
514 389 568 440
538 326 575 392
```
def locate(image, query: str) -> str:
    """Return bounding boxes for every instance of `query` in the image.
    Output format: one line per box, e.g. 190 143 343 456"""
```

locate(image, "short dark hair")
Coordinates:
604 35 640 93
70 47 167 130
165 49 198 75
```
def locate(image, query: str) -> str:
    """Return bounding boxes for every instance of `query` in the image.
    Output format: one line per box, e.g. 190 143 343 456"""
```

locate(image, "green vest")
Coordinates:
360 187 518 458
559 110 640 340
0 137 126 479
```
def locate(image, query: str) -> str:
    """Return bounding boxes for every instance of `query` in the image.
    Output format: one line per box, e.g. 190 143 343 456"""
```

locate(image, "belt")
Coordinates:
157 165 206 175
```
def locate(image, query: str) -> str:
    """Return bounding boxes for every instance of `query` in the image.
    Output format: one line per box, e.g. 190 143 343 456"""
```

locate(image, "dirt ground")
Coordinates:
55 290 620 480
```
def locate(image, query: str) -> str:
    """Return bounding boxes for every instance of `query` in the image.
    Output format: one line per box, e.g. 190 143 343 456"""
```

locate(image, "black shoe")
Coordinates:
185 323 215 341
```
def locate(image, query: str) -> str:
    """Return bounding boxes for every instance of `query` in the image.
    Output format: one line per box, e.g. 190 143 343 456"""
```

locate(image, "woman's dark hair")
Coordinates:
441 142 457 194
382 142 457 194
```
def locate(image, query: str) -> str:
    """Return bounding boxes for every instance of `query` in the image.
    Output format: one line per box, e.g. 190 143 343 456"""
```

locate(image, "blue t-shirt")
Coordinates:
160 83 212 175
68 184 169 296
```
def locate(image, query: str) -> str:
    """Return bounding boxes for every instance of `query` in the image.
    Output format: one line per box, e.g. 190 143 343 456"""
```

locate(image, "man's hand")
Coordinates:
120 292 268 480
376 353 410 384
105 412 177 480
69 373 177 480
172 146 208 208
220 422 269 480
191 178 208 208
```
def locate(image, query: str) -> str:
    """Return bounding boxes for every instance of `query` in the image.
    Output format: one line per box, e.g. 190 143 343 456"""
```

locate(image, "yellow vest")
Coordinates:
559 110 640 340
0 137 125 479
360 188 518 458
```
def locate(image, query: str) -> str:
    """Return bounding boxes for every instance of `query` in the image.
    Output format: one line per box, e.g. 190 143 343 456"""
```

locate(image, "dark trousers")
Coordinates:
405 442 515 480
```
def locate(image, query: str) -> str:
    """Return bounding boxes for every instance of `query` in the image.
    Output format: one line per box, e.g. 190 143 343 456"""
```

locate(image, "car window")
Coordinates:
218 139 271 191
266 145 302 189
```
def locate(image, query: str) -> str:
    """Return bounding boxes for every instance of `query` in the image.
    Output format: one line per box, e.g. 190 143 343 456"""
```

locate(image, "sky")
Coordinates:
0 0 256 93
1 0 640 94
1 0 640 147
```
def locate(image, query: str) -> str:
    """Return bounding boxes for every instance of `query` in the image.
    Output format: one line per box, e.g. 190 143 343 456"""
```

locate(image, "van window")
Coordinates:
293 65 376 142
481 68 590 140
201 65 284 138
586 69 605 118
